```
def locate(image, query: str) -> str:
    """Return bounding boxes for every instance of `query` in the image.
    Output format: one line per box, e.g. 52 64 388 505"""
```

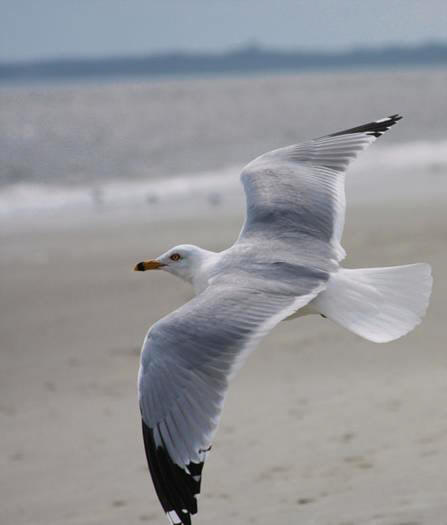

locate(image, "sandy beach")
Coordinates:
1 188 446 525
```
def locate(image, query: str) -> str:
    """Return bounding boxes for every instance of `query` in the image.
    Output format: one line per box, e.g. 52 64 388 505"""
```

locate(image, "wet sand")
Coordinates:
1 196 446 525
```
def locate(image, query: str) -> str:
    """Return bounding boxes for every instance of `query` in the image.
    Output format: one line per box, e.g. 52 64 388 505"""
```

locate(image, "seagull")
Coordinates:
134 115 432 525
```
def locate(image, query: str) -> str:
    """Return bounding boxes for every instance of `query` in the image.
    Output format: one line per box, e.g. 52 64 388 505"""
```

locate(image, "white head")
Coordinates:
134 244 212 283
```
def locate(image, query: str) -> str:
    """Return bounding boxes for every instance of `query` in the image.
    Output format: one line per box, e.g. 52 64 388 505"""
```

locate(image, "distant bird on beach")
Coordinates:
134 115 432 525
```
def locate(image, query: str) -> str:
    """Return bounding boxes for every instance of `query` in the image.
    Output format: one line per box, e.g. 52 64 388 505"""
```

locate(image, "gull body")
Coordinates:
134 115 432 525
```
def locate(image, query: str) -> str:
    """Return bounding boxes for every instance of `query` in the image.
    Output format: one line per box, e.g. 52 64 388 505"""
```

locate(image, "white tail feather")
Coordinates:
313 264 432 343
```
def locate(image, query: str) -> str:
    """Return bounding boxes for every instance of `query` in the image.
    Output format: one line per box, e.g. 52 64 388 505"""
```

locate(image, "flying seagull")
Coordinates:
134 115 432 525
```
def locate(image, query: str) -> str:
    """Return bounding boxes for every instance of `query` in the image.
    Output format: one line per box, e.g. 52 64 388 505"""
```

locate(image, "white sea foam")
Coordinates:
1 140 446 227
0 166 241 217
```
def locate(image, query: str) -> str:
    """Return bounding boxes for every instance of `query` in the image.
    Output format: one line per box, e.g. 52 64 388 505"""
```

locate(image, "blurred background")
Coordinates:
1 2 446 524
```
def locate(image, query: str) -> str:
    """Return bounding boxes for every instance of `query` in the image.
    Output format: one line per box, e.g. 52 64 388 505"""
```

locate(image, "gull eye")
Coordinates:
170 253 181 261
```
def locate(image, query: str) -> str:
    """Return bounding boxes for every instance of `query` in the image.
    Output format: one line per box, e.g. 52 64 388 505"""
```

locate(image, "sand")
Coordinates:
1 195 446 525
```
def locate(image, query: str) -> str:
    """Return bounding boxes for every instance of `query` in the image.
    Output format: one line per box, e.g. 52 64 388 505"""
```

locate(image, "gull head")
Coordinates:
134 244 214 283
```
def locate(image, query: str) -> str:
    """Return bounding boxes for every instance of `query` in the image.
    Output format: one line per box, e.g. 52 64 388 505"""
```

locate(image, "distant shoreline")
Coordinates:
1 42 447 83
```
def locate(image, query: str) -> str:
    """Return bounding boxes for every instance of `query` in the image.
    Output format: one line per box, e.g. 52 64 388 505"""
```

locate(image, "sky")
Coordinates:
1 0 447 62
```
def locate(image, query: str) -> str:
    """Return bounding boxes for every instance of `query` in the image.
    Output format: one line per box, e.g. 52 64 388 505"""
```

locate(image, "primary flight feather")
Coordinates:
134 115 432 525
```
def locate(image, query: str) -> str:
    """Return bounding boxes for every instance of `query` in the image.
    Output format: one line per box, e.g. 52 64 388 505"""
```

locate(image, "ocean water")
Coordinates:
1 68 446 221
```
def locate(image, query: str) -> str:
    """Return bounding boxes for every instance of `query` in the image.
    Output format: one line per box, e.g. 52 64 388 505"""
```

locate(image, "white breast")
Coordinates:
192 252 221 295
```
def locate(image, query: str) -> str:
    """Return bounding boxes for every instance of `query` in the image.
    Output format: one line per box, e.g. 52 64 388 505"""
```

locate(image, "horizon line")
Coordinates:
2 39 447 67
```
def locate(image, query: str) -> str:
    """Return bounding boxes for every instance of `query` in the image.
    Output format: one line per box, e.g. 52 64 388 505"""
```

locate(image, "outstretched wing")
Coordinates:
138 277 324 525
238 115 402 261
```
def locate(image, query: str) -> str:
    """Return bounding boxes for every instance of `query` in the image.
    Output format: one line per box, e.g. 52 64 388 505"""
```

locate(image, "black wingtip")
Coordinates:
142 419 204 525
329 114 403 139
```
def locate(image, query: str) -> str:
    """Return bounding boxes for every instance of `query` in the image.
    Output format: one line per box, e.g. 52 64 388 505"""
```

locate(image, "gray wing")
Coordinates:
138 278 323 525
238 115 402 262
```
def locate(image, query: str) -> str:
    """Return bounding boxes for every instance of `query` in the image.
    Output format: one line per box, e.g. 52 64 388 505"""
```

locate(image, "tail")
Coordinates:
313 264 432 343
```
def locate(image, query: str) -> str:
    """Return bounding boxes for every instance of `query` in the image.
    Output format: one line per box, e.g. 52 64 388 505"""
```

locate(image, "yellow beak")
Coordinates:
133 260 165 271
